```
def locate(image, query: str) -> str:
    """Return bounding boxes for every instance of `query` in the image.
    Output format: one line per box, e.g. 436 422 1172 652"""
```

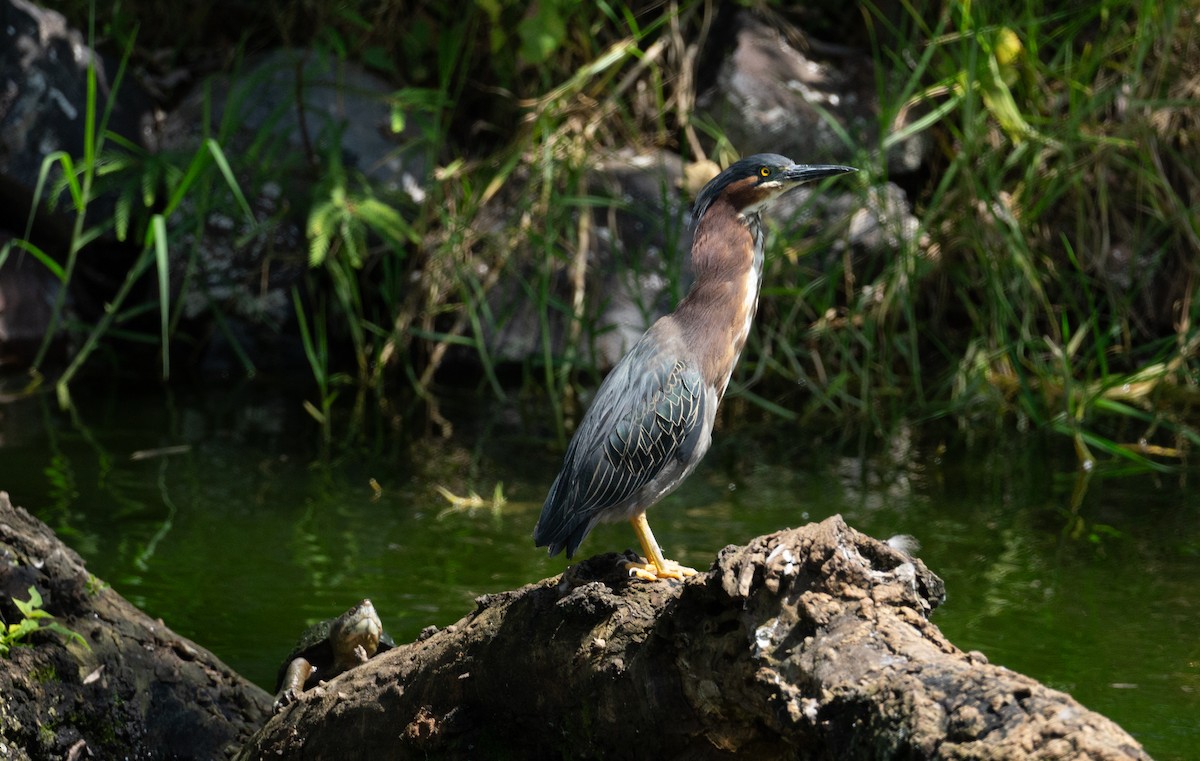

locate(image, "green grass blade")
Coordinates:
148 214 170 379
204 139 255 221
0 239 66 281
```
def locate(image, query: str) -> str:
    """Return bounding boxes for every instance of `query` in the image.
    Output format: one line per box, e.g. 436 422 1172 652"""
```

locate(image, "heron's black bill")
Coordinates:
782 164 858 183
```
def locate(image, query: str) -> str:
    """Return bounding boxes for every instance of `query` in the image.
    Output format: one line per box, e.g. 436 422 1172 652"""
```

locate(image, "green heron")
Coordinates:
534 154 856 581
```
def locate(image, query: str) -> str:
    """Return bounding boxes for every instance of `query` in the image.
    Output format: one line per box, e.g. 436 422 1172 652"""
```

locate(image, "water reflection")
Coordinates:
0 382 1195 759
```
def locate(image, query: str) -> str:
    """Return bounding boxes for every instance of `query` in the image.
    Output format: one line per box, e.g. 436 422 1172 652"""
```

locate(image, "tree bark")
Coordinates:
0 492 271 759
239 514 1149 760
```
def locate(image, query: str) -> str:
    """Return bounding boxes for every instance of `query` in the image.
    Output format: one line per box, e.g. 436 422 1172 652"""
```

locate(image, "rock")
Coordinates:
697 12 929 176
238 515 1149 760
481 148 693 370
0 0 157 369
582 149 694 365
153 48 434 376
156 47 431 201
771 175 921 271
0 0 155 220
0 492 271 759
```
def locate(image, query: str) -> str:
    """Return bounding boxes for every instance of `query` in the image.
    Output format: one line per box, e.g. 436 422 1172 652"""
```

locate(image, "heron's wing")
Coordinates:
536 335 710 554
573 353 706 514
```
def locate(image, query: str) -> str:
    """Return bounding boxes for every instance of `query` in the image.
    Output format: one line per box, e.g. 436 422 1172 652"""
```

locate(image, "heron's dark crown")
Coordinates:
692 154 856 222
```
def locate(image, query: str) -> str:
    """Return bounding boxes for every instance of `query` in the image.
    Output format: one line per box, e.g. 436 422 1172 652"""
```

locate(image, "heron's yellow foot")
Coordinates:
625 513 696 581
624 557 697 581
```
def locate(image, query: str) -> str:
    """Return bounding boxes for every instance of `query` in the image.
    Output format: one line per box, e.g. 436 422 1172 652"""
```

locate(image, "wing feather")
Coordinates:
534 331 711 557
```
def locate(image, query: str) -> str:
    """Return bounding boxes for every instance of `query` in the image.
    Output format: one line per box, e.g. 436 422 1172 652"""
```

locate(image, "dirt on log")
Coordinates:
0 492 272 759
239 515 1149 760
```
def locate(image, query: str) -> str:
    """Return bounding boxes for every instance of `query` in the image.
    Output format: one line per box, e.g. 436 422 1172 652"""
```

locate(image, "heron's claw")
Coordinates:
624 557 697 581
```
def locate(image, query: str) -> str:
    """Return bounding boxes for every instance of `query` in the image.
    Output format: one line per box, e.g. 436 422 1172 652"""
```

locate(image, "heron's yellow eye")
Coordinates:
759 166 771 177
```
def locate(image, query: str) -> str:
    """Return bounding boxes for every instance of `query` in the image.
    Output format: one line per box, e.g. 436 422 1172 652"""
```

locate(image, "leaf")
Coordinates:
150 214 171 380
14 586 43 618
45 622 89 649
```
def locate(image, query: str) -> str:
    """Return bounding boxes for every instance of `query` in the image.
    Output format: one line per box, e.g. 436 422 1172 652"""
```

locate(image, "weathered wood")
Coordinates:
239 515 1149 760
0 492 271 759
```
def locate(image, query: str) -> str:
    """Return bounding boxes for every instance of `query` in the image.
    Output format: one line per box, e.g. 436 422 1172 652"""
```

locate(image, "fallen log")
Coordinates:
0 492 272 759
239 515 1149 760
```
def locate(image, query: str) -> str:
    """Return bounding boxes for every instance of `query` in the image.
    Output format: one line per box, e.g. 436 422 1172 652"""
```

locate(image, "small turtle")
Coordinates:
273 598 394 712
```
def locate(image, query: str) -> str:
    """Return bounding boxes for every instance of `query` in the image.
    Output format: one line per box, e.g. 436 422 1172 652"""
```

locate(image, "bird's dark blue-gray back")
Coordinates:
534 321 713 557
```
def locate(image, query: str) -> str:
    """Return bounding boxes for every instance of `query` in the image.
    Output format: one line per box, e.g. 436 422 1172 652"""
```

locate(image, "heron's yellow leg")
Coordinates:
624 512 697 581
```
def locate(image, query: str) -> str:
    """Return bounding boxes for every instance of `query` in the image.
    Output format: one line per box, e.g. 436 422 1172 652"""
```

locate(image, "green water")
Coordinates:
1 384 1196 759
